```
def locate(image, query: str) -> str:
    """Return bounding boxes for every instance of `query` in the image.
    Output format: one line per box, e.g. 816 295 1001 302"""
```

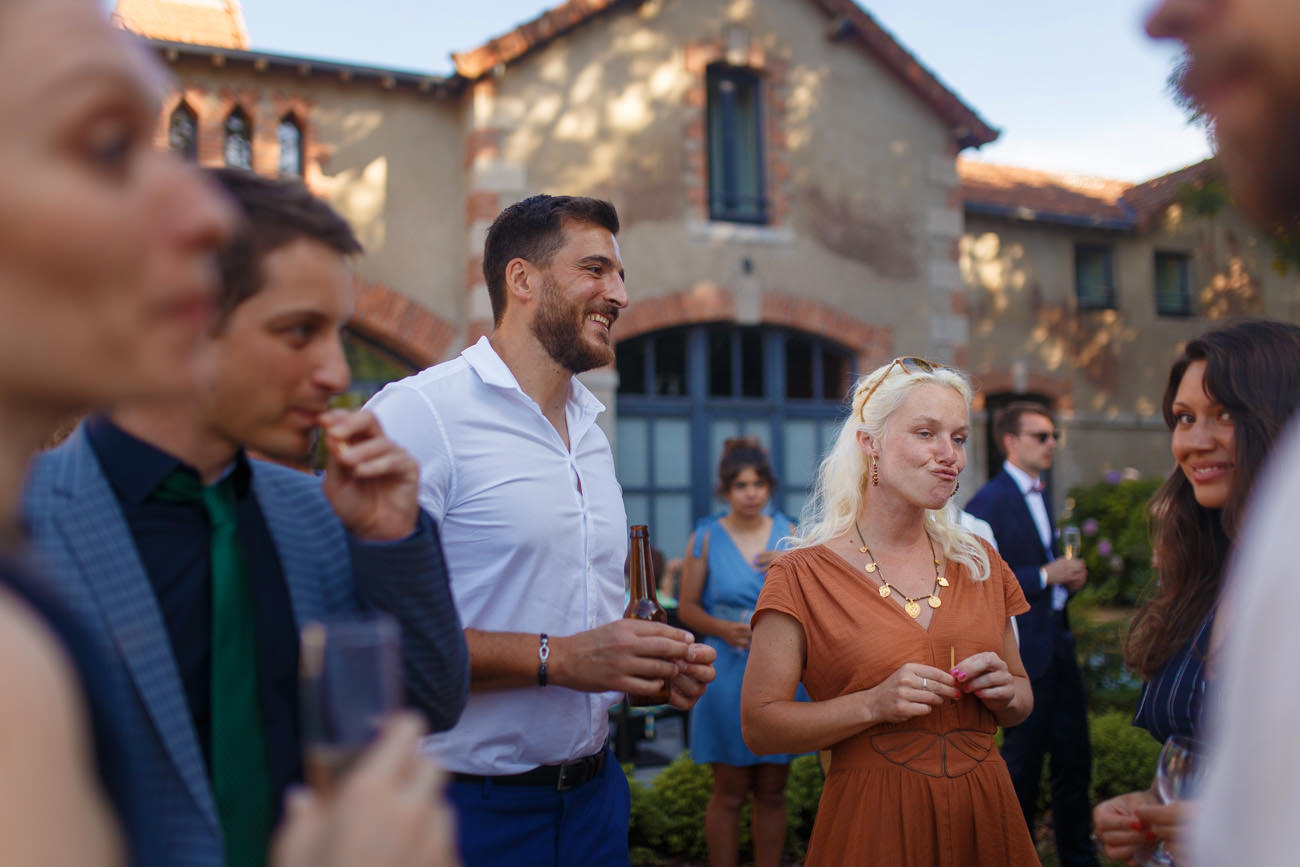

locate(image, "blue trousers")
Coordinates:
447 748 631 867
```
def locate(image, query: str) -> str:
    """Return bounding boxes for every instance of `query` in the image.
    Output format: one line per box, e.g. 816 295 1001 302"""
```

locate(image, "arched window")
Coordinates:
167 102 198 161
223 106 252 169
616 325 854 557
277 114 303 177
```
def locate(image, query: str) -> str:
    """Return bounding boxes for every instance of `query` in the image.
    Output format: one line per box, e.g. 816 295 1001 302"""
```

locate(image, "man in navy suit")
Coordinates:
965 401 1096 867
24 169 468 867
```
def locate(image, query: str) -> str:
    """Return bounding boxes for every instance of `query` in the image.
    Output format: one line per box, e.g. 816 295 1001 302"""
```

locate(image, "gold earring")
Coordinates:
872 460 879 487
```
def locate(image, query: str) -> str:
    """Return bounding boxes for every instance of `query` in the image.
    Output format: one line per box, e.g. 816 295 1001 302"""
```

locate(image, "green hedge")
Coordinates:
626 714 1159 863
1060 476 1162 606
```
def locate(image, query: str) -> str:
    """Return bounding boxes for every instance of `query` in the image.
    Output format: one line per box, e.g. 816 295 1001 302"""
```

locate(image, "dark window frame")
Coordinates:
1075 243 1117 310
168 102 198 161
223 106 253 170
706 64 768 225
1154 251 1193 317
277 113 304 177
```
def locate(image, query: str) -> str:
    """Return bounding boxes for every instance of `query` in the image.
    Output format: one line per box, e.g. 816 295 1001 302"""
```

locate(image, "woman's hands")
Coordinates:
1094 789 1161 864
719 621 752 651
863 662 960 724
951 652 1015 710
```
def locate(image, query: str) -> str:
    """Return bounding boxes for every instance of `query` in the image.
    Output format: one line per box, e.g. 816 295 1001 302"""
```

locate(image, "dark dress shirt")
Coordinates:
85 416 301 821
1133 608 1216 743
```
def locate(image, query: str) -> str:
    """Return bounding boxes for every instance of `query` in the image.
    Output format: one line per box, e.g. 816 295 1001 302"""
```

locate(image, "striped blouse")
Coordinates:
1132 608 1216 743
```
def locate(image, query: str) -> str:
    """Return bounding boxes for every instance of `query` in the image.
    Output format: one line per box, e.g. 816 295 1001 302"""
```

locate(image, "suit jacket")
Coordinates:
22 426 469 867
965 468 1068 682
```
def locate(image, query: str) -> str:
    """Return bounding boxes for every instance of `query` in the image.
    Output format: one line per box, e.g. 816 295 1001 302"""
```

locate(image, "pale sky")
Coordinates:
159 0 1217 183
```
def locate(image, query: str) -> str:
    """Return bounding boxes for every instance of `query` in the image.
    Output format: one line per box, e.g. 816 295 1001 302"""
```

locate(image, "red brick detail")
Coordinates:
467 191 502 224
351 279 456 368
760 292 894 371
614 284 737 340
465 128 502 168
970 368 1073 408
684 43 792 229
465 256 486 292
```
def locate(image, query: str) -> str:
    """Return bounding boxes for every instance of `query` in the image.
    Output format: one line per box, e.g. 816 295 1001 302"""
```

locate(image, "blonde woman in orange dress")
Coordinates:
740 358 1037 865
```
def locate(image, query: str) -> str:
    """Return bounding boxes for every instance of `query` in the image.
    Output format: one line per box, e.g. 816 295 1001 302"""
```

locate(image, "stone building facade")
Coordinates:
114 0 1300 555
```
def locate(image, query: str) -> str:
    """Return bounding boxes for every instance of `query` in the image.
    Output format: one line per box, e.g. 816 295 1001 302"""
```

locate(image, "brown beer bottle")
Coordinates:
624 524 671 706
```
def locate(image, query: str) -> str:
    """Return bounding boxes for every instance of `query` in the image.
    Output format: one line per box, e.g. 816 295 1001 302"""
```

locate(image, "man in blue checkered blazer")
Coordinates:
22 169 468 867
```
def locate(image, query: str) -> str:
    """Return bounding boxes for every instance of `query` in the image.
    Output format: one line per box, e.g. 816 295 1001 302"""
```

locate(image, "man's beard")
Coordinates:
531 275 616 374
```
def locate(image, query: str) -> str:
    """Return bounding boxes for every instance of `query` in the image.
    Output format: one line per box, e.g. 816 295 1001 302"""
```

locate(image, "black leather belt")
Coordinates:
452 747 607 792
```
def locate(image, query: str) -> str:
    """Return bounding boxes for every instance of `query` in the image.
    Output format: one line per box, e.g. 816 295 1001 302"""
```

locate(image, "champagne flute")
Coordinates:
300 614 403 792
1142 735 1205 866
1062 524 1082 560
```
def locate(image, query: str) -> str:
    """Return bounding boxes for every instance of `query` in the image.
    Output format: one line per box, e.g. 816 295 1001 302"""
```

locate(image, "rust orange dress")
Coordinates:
755 540 1038 866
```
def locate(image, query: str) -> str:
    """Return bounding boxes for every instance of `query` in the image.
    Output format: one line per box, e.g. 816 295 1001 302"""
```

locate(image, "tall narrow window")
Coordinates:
277 114 303 177
223 107 252 169
168 102 198 161
1154 251 1192 316
706 65 766 224
1075 243 1116 310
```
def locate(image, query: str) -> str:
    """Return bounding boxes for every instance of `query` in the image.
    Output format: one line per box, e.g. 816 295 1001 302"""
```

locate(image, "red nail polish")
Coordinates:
955 670 967 681
1130 821 1145 831
1145 831 1158 843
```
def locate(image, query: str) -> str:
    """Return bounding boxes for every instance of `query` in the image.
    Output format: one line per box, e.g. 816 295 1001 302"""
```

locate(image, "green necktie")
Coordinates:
155 467 273 867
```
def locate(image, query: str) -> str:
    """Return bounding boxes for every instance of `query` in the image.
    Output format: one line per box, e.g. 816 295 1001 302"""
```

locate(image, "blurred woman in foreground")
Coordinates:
1093 319 1300 863
0 1 453 864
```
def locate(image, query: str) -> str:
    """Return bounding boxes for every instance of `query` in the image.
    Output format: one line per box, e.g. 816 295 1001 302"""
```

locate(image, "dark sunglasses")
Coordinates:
1020 430 1061 444
859 356 946 419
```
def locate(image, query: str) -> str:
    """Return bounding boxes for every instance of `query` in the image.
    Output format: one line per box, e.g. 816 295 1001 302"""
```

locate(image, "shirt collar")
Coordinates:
85 414 251 505
1003 460 1040 496
461 336 606 418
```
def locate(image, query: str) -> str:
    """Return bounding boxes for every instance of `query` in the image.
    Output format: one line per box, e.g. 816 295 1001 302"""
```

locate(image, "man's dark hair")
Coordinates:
481 194 620 326
993 401 1054 456
207 168 362 328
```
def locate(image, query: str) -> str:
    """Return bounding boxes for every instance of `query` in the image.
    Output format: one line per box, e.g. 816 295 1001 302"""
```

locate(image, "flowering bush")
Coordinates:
1061 476 1163 605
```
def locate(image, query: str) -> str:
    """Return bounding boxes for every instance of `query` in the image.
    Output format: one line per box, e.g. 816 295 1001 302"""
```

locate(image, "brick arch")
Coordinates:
970 369 1074 411
615 286 893 372
349 279 456 369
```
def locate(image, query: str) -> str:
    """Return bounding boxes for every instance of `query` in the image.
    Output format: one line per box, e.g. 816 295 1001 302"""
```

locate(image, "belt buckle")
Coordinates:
556 760 579 792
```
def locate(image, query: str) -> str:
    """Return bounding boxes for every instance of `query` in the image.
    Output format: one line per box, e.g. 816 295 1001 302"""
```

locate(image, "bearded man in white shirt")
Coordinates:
368 194 717 866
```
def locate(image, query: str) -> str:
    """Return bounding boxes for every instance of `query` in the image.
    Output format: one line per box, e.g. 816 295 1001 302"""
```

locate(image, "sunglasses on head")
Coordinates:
859 356 946 419
1020 430 1060 444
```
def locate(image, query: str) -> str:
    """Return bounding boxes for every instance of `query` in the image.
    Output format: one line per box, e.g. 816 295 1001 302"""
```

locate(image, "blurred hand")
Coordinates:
1134 799 1191 862
752 550 781 572
551 619 695 696
863 663 959 725
1044 558 1086 591
952 652 1016 711
1093 789 1160 864
720 620 752 651
271 712 458 867
320 409 420 542
667 642 717 711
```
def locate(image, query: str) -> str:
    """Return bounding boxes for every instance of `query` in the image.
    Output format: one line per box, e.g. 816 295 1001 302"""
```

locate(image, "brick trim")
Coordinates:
350 278 456 368
614 284 736 340
970 369 1073 410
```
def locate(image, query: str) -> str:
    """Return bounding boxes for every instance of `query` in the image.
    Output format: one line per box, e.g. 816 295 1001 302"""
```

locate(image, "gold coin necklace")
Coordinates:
853 522 948 619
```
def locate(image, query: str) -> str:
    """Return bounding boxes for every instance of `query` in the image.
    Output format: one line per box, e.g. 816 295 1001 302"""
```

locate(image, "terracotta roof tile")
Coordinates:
959 158 1218 230
113 0 249 51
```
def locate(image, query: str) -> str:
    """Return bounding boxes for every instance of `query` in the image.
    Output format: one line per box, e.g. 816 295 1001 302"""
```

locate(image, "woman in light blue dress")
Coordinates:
679 438 796 867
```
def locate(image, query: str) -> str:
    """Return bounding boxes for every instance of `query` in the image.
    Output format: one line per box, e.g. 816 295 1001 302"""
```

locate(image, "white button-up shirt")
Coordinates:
1003 460 1067 611
367 337 627 775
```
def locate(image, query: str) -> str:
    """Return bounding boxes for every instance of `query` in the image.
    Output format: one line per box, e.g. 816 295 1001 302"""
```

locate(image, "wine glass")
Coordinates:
1142 735 1205 866
1062 525 1082 560
299 614 403 792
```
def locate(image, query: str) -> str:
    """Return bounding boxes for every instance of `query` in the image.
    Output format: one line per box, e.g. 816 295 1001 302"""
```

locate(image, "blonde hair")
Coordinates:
791 359 991 582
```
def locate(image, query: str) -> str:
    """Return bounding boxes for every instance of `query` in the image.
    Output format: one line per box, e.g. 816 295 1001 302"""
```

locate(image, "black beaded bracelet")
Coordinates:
538 633 550 686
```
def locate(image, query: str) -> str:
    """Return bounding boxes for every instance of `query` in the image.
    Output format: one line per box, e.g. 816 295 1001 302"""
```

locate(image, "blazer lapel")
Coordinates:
999 470 1053 563
50 432 220 832
251 466 325 627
